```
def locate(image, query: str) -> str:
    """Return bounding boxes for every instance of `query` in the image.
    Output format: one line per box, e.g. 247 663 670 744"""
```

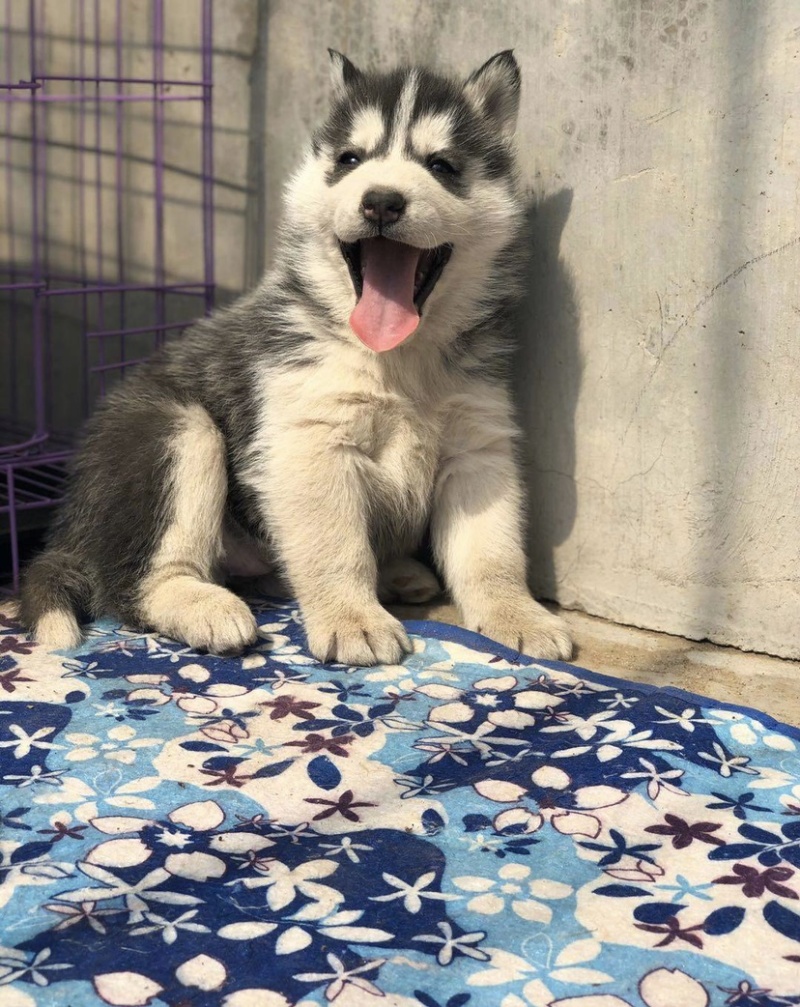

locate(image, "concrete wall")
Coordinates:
258 0 799 659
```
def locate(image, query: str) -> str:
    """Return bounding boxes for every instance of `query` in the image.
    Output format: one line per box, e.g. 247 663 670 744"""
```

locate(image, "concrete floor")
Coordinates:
390 600 800 728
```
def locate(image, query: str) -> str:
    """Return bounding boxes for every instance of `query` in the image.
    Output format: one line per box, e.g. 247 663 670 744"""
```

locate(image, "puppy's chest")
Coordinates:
348 396 442 504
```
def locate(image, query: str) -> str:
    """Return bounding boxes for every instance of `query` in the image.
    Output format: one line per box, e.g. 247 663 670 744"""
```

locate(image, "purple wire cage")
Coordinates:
1 0 214 592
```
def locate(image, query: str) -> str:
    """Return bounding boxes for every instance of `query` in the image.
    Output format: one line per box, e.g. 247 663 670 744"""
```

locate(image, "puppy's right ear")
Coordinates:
328 49 362 98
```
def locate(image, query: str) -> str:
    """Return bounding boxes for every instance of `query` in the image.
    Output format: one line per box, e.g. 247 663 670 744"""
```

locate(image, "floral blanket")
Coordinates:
1 597 800 1007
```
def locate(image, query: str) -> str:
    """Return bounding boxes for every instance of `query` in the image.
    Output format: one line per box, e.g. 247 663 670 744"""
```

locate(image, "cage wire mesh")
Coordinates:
0 0 214 592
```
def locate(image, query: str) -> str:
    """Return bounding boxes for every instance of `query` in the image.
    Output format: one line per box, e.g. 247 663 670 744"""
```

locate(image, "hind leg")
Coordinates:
138 404 257 654
378 557 442 604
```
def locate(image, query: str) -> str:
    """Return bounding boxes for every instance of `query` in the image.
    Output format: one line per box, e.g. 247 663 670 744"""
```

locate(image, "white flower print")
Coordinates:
58 862 203 912
153 827 194 849
369 870 458 913
598 691 639 711
412 921 489 966
459 832 506 855
238 858 343 919
421 720 529 761
0 947 72 986
146 639 198 662
3 764 65 788
0 724 65 759
697 741 758 777
64 724 161 765
33 769 161 817
652 705 711 732
91 701 126 718
129 908 211 944
543 713 683 764
319 836 374 863
619 757 688 799
61 657 115 678
469 939 612 1005
540 710 619 741
453 865 572 923
295 953 386 1001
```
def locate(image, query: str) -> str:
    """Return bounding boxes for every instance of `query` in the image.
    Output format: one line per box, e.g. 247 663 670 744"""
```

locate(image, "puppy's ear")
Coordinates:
464 50 521 137
328 49 363 99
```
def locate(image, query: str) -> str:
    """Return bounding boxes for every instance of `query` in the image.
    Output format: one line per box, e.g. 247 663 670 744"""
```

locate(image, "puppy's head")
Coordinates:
284 51 524 351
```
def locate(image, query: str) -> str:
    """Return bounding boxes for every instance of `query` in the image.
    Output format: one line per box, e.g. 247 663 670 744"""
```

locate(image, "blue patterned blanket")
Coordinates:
1 598 799 1007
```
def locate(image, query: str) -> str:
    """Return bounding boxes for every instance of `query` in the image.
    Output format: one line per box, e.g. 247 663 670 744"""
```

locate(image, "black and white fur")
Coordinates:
19 51 573 666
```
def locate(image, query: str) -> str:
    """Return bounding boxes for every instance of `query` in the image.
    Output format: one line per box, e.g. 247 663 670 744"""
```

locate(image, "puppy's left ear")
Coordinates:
328 49 363 99
464 50 521 137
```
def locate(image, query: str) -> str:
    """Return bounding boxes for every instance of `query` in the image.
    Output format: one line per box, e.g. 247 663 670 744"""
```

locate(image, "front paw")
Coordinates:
303 603 412 666
470 597 573 661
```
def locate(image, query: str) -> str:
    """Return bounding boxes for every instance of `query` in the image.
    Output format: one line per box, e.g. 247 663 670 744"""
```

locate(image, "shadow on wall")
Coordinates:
513 188 583 604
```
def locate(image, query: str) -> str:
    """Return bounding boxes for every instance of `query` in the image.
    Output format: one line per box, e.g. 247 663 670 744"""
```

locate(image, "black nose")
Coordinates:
361 188 406 226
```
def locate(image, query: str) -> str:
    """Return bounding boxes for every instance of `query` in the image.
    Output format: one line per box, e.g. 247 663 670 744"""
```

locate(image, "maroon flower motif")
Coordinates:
233 812 270 830
38 821 88 843
235 850 277 872
304 788 376 822
0 636 35 656
200 764 255 788
540 706 570 725
259 694 320 721
635 915 705 949
0 666 34 693
713 863 798 899
385 691 416 707
285 733 354 758
645 813 724 849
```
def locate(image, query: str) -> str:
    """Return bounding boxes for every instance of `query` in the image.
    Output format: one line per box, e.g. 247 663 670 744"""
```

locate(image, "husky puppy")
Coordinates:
19 50 573 667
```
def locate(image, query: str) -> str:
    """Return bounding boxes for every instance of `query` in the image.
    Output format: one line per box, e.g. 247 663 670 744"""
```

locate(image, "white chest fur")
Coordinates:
248 343 459 555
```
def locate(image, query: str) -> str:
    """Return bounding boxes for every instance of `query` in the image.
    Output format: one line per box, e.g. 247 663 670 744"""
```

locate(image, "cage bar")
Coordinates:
0 0 215 591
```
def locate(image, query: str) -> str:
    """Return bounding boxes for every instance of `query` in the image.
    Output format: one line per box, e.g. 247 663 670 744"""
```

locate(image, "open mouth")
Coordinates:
339 237 452 352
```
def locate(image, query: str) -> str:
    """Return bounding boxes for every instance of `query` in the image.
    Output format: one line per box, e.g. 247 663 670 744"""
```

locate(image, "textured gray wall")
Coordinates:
257 0 800 658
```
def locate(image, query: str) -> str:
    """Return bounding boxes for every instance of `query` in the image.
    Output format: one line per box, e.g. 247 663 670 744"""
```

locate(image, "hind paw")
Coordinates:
379 558 442 604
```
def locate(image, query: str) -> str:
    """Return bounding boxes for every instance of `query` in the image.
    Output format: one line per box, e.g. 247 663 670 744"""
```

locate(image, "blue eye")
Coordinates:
338 151 361 166
429 157 457 175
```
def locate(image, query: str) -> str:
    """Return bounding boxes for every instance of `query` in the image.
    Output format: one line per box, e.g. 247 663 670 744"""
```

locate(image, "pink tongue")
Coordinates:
350 238 421 352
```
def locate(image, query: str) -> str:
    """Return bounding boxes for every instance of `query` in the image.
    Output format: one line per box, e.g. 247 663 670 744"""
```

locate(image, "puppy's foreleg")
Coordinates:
433 404 573 661
261 431 411 666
